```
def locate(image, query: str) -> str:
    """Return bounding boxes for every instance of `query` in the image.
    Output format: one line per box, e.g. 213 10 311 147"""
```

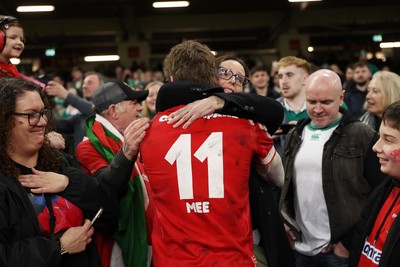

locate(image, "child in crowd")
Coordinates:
0 16 25 77
0 15 44 87
350 100 400 267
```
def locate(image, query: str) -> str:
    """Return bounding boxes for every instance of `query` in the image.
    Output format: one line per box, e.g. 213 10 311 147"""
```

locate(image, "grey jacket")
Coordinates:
64 93 93 116
56 94 94 149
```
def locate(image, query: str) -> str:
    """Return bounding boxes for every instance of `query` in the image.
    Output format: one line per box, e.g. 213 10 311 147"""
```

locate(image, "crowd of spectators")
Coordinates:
3 14 400 267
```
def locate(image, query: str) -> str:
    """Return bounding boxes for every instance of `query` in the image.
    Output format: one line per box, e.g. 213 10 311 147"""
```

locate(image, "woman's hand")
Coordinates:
18 168 69 193
167 96 225 129
60 219 94 254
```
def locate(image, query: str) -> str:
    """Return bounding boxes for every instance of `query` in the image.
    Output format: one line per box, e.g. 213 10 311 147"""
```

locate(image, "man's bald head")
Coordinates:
305 69 345 128
305 69 343 95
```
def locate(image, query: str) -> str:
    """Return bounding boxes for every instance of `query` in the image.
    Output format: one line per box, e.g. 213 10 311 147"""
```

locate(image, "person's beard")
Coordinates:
356 80 368 87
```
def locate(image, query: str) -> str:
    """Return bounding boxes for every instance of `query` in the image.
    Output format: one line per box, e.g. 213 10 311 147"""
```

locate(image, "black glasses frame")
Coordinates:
217 66 249 86
14 108 52 126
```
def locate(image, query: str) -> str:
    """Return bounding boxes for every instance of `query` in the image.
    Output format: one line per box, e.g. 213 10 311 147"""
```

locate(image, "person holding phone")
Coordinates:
0 77 148 267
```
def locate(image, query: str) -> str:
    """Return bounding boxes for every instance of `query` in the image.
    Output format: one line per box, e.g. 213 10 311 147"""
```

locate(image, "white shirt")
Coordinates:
293 123 338 256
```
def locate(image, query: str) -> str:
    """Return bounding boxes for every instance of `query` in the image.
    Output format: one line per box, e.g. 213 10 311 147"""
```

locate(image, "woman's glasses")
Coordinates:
14 108 52 126
218 67 249 86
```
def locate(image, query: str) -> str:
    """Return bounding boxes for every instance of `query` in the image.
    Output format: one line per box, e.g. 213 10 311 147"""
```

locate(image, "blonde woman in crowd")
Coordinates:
360 71 400 131
141 81 163 119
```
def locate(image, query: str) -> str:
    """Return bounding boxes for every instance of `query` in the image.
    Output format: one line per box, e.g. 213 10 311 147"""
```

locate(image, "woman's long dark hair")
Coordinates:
0 77 60 178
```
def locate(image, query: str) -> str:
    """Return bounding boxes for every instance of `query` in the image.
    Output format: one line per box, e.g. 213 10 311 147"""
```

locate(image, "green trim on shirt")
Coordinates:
308 115 343 131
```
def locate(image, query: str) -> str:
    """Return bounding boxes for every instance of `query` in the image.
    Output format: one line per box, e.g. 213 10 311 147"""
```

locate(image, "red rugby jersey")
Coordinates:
140 106 275 267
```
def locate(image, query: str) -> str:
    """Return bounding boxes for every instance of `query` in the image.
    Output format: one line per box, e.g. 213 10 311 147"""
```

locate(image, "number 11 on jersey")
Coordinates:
165 132 224 200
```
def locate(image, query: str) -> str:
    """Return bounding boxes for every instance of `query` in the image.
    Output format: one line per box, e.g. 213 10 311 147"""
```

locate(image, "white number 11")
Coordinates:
165 132 224 200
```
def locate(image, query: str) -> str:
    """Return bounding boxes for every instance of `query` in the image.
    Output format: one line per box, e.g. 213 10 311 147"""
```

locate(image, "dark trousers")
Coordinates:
295 250 348 267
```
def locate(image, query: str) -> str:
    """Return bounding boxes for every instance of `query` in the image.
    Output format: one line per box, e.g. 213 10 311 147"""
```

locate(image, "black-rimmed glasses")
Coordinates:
14 108 52 126
218 66 249 86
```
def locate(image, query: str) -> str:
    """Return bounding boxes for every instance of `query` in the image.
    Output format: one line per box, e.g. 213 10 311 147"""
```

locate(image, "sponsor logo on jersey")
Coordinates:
361 239 382 264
